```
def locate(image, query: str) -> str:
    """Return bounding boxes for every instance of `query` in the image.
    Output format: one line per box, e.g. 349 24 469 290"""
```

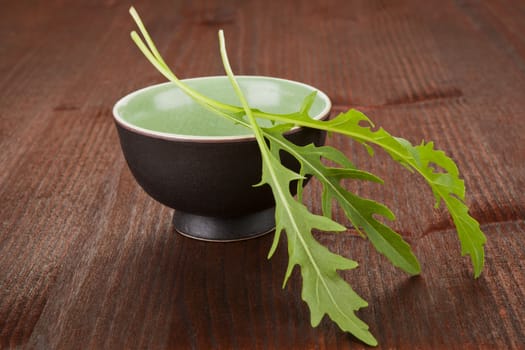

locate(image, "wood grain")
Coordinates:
1 0 524 349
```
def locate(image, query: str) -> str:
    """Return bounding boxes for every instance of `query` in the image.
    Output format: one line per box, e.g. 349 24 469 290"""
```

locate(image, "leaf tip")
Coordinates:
267 229 281 259
472 256 485 279
367 337 379 347
408 265 422 276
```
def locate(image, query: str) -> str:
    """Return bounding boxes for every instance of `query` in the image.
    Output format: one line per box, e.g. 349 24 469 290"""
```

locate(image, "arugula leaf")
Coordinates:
250 109 486 278
218 30 378 346
265 131 421 275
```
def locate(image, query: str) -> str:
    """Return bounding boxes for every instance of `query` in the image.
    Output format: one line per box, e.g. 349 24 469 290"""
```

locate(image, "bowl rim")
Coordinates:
113 75 331 143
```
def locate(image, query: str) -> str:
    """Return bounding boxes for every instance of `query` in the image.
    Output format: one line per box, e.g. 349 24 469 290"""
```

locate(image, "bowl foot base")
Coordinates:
173 207 275 242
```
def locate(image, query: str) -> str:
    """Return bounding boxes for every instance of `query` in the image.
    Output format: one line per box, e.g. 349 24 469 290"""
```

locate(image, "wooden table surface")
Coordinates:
1 0 524 349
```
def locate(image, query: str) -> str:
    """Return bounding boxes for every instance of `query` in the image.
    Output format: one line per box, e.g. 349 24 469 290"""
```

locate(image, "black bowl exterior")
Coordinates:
115 124 326 218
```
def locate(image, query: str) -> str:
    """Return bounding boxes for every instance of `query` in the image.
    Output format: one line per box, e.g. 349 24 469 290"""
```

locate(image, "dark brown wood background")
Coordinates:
1 0 524 349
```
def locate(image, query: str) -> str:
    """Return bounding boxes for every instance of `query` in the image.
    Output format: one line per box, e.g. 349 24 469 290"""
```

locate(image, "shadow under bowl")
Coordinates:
113 76 331 241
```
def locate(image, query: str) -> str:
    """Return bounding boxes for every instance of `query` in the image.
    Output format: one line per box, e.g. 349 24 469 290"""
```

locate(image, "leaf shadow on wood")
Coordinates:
373 274 506 349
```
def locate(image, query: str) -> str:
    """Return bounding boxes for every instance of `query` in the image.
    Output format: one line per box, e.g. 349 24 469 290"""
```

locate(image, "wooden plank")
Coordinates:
0 0 524 348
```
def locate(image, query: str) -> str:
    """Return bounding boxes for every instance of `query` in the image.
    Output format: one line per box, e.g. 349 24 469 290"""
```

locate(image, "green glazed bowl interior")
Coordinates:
112 75 331 241
113 76 331 139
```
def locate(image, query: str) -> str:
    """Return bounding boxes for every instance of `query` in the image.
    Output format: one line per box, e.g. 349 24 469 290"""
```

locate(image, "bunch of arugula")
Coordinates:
129 7 486 346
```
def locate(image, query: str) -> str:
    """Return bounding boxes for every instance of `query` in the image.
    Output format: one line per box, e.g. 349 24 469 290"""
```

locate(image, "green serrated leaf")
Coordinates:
253 108 486 278
266 132 421 275
263 144 377 346
218 32 378 346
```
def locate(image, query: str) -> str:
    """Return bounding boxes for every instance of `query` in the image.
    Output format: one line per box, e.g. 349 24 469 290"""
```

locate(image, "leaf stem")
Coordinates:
217 30 378 347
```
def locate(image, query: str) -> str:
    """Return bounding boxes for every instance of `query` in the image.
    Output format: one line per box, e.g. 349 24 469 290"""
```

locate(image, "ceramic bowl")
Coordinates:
113 76 331 241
